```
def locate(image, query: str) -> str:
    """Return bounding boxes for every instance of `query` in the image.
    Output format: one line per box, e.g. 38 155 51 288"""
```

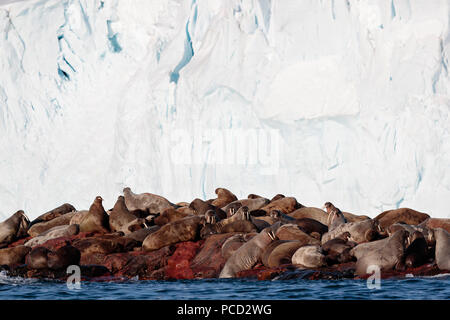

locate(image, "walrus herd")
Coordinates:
0 187 449 281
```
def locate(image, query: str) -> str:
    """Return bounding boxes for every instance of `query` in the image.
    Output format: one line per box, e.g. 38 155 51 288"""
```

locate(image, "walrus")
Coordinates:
123 187 174 214
355 229 409 276
0 210 30 248
323 202 369 223
219 228 276 278
109 196 144 232
221 233 256 260
28 203 76 227
349 236 392 260
200 220 258 239
69 210 88 225
434 228 450 271
25 246 50 269
221 198 270 217
387 223 435 246
79 196 110 233
374 208 430 230
270 211 328 236
259 197 300 214
419 218 450 234
275 224 321 245
266 241 304 268
321 219 379 244
291 245 326 268
247 194 263 199
142 215 204 251
47 245 81 270
124 225 161 243
399 231 429 269
322 232 355 264
215 206 250 228
288 207 329 225
323 203 347 230
261 240 290 267
0 245 31 266
24 224 79 247
28 211 76 237
211 188 238 208
72 237 125 256
270 194 286 202
249 216 271 232
189 199 227 219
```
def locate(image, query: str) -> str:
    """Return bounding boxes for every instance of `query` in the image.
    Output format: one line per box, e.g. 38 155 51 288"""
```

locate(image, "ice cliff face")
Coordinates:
0 0 449 219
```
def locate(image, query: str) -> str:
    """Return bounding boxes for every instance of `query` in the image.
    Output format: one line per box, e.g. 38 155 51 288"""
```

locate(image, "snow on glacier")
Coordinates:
0 0 449 219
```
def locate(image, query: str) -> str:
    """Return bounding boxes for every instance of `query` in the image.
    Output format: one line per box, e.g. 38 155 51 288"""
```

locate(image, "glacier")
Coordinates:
0 0 449 219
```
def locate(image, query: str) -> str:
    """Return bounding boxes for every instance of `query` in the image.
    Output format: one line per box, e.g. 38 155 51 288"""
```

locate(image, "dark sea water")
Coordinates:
0 272 449 300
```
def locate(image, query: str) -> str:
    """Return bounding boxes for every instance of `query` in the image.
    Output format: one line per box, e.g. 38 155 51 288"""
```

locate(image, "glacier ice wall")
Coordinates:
0 0 449 219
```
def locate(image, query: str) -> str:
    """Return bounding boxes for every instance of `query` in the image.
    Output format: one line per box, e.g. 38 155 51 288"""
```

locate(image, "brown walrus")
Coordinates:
323 203 347 230
28 203 76 227
28 211 76 237
200 220 258 239
265 241 304 268
355 229 409 276
270 211 328 236
221 198 270 217
0 245 31 266
288 207 328 225
142 216 204 251
219 228 276 278
124 226 161 243
259 197 300 214
419 218 450 234
321 219 380 244
211 188 238 208
291 245 326 268
25 224 79 247
399 231 429 269
123 187 174 214
434 228 450 271
374 208 430 230
109 196 147 233
221 233 256 260
79 196 110 233
322 232 355 264
189 199 227 219
154 208 190 226
25 246 50 269
323 202 369 223
0 210 30 248
47 245 81 270
275 224 321 245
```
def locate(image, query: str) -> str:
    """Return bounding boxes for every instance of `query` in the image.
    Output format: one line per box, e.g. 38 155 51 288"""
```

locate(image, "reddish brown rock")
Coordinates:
191 233 237 279
165 241 203 280
113 245 176 279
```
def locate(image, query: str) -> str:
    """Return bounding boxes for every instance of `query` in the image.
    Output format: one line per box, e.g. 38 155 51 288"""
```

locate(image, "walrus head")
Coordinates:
323 202 334 213
95 196 103 203
14 210 30 239
235 206 250 221
205 210 217 224
269 210 282 219
200 224 218 239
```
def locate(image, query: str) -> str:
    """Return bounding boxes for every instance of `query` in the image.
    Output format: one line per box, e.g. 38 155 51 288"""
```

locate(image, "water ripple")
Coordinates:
0 272 449 300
